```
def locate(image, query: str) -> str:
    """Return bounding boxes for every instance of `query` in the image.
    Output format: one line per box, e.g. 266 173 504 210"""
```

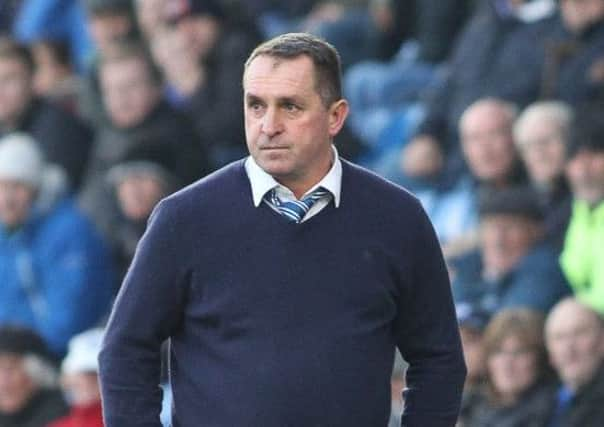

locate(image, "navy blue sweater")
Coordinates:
99 159 466 427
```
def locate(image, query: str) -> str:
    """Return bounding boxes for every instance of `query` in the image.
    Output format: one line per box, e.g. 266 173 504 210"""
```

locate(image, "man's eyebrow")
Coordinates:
245 93 262 102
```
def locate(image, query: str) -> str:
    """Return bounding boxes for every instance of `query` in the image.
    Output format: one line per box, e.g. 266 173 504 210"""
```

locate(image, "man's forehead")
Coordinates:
244 55 314 86
547 302 601 334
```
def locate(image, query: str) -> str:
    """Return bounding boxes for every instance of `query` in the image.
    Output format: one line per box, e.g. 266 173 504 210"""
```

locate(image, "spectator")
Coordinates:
48 328 105 427
513 101 574 250
540 0 604 105
455 303 491 427
402 99 525 258
151 0 260 168
464 308 554 427
79 0 140 126
401 0 555 182
83 0 138 56
560 103 604 314
543 297 604 427
0 133 113 355
0 325 67 427
79 40 207 238
451 186 570 316
0 37 93 190
104 142 178 283
31 38 84 114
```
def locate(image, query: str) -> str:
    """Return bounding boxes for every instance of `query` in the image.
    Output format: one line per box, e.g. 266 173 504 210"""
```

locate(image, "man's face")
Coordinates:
517 120 567 187
566 149 604 206
117 174 166 221
487 334 539 399
61 372 101 406
0 180 36 229
546 302 604 391
0 354 36 414
480 214 540 277
461 105 517 185
100 57 160 129
243 55 348 196
0 58 33 128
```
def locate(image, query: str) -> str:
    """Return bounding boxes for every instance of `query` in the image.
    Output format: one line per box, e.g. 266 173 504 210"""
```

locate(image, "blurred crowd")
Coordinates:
0 0 603 426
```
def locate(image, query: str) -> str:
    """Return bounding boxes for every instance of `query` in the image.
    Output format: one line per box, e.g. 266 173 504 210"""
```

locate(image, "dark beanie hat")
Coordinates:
0 325 50 359
478 186 544 221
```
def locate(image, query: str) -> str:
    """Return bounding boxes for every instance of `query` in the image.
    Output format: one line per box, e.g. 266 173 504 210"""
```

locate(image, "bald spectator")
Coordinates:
405 99 526 258
560 104 604 314
513 101 574 250
401 0 554 181
543 297 604 427
0 37 93 190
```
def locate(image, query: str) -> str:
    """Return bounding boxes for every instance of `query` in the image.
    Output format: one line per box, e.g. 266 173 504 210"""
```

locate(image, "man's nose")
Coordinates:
261 108 283 137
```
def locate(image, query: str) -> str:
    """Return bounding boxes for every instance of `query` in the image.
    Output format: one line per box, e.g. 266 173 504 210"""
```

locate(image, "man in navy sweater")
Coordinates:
99 32 466 426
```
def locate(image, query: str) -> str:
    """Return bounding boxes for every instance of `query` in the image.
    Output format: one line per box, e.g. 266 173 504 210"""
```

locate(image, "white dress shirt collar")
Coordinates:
245 145 342 208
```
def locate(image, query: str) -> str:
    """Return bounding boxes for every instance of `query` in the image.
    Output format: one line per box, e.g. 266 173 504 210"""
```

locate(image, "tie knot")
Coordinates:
267 187 331 223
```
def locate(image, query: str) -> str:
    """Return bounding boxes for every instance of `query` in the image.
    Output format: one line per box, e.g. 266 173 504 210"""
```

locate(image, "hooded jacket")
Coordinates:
0 167 113 356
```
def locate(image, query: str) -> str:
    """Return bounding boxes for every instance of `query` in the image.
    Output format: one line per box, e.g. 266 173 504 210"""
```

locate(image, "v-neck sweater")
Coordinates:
99 159 466 427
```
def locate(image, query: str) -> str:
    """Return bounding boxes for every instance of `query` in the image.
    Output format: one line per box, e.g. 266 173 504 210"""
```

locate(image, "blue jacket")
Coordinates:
451 243 571 315
0 173 113 355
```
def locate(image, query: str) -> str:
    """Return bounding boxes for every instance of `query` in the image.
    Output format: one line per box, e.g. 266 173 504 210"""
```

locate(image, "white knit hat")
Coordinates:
0 133 44 187
62 328 105 375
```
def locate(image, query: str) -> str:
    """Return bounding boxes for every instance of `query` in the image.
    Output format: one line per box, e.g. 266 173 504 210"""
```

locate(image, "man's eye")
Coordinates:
249 102 263 112
284 103 299 112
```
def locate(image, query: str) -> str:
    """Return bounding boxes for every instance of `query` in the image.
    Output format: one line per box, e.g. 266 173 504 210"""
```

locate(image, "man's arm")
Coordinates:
394 201 466 427
99 200 189 427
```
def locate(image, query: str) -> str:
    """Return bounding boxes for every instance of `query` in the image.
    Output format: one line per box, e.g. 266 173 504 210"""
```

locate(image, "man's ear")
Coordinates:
328 99 349 138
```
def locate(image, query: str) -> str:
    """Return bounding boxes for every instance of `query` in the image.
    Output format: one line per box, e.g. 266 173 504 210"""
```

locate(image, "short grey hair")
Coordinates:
244 33 343 108
513 101 574 149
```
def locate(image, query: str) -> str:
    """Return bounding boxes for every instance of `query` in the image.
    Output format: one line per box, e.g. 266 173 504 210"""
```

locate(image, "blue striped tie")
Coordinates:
267 187 331 223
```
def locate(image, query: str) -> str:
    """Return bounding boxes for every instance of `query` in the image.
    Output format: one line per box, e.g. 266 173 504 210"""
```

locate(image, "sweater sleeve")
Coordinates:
394 201 466 427
99 199 190 427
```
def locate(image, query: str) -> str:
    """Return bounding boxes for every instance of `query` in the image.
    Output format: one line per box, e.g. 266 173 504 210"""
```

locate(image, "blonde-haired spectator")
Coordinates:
463 308 555 427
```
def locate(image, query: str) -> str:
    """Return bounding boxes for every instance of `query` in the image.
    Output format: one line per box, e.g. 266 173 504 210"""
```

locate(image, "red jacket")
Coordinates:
47 401 104 427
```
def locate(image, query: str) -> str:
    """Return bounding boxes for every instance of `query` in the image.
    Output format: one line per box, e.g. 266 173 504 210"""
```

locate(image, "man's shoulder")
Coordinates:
159 159 248 212
341 159 420 208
